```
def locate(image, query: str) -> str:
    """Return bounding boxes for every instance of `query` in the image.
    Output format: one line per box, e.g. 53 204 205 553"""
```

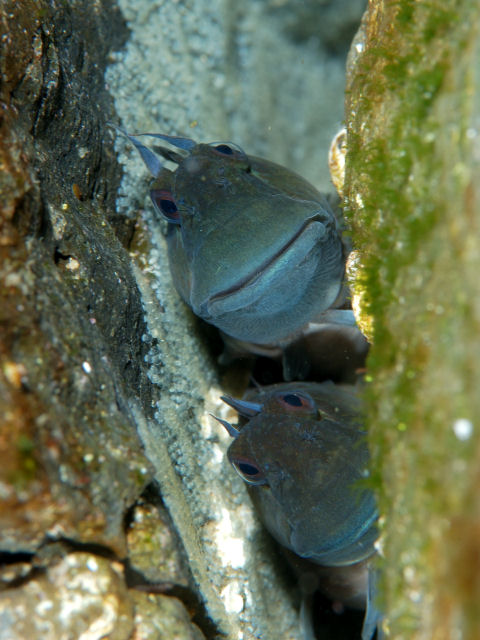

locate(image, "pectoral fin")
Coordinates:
361 566 383 640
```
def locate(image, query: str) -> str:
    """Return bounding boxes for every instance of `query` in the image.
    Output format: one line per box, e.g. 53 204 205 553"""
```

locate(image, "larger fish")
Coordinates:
118 129 348 346
216 381 381 640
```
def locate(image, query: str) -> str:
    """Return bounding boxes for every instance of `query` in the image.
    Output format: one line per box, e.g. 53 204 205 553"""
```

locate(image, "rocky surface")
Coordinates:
0 1 362 639
10 1 477 638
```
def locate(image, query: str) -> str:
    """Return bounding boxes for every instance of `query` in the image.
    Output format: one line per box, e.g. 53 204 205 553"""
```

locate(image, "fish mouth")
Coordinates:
208 217 326 308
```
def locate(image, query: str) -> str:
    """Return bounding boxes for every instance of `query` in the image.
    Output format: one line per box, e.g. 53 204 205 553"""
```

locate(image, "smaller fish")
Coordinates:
215 382 381 640
221 320 369 383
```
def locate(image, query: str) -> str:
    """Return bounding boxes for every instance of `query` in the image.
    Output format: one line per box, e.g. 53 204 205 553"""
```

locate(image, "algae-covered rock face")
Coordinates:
344 2 480 638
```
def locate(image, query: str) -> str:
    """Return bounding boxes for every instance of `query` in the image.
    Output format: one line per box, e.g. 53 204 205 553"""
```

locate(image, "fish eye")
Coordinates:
213 144 234 155
282 394 303 407
150 189 181 224
230 456 266 485
275 391 317 413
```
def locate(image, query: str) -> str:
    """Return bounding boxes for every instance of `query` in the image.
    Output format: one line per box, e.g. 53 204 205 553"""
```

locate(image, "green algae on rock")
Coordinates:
344 2 480 638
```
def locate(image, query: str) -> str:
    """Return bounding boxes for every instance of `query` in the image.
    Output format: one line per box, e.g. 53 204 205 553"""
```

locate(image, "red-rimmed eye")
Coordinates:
150 189 180 224
209 142 251 171
230 456 266 485
274 391 317 413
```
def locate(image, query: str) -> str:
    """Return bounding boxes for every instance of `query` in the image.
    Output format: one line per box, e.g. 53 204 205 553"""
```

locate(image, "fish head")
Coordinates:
222 382 378 567
120 128 345 344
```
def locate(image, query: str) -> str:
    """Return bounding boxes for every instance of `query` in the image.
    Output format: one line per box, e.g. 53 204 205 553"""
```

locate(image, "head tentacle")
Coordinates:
220 395 263 417
210 413 240 438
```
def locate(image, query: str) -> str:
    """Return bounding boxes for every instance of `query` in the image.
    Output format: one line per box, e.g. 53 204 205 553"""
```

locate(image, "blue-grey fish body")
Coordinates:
120 130 346 345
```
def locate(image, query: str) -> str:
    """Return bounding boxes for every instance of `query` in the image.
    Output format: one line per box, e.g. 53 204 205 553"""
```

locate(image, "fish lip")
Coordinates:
207 216 328 306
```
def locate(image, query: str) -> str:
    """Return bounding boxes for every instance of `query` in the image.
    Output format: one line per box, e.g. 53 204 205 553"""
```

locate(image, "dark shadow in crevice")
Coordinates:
0 550 44 591
40 536 117 560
